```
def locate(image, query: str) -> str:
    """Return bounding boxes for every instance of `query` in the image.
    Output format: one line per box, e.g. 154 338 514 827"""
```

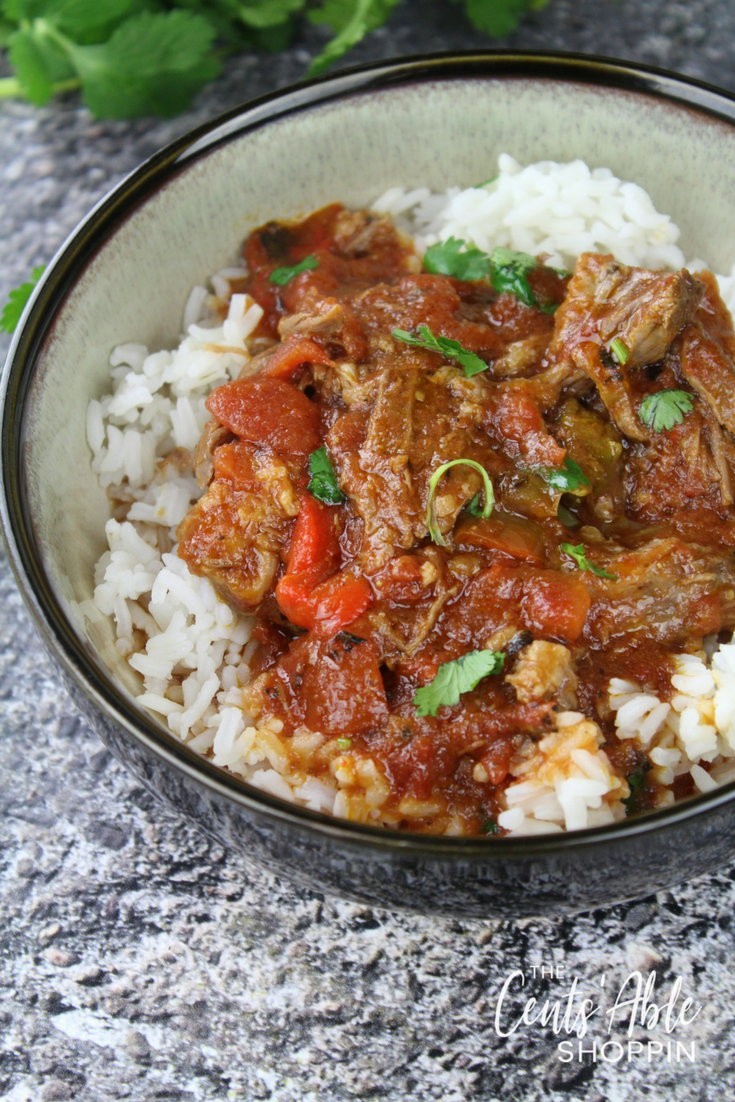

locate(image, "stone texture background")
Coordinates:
3 3 735 1100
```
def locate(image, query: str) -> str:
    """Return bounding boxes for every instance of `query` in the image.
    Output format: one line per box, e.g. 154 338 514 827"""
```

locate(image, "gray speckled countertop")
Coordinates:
3 5 735 1100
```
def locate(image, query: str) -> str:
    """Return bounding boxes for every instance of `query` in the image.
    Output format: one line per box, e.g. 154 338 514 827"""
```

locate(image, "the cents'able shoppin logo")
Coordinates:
493 965 702 1065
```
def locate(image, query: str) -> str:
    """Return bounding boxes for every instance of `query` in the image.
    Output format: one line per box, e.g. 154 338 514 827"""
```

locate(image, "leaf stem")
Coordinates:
0 75 81 101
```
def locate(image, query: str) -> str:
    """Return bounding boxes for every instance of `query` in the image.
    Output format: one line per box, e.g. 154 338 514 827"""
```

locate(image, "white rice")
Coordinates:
86 154 735 835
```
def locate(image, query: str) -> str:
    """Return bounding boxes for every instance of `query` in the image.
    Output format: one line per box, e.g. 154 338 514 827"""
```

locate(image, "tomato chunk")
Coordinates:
206 376 319 456
264 335 335 380
521 570 591 643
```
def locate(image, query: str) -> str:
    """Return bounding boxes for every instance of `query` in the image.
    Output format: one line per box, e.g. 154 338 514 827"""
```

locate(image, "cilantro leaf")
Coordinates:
455 0 541 37
269 254 320 286
426 459 494 547
8 28 54 105
47 0 137 40
67 10 220 119
308 0 400 77
0 265 45 334
543 458 591 495
561 542 617 580
414 648 505 717
307 446 346 505
423 236 492 282
638 389 694 434
392 323 487 378
466 492 483 517
490 246 539 308
480 818 499 834
236 0 308 29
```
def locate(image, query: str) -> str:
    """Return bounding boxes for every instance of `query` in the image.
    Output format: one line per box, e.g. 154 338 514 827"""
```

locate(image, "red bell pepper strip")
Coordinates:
276 491 373 635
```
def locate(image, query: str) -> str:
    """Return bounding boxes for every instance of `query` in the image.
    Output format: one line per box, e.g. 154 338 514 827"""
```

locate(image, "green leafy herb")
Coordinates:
489 246 539 308
561 542 617 580
466 492 483 517
543 458 591 495
308 0 400 76
336 737 352 749
610 337 630 366
0 1 558 118
423 236 491 282
413 648 505 717
622 762 651 816
638 389 694 433
269 254 320 286
0 264 45 333
479 818 499 834
426 459 494 547
451 0 549 37
307 446 346 504
392 323 487 377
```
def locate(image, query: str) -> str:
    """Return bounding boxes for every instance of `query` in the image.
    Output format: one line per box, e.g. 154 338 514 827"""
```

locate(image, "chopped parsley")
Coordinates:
269 254 320 286
413 649 505 717
392 323 487 377
426 459 494 547
610 337 630 366
307 446 346 505
638 389 694 433
0 265 45 333
561 542 618 580
479 818 499 835
543 458 591 495
423 236 492 281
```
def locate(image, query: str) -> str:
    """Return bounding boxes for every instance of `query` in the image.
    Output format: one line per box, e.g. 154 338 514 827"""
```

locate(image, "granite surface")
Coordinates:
3 3 735 1100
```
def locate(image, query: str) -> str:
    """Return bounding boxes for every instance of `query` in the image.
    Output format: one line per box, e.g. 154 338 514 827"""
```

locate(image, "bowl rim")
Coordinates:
5 47 735 859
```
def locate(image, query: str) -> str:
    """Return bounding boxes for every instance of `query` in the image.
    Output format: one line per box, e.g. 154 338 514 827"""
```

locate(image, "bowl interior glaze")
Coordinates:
6 53 735 914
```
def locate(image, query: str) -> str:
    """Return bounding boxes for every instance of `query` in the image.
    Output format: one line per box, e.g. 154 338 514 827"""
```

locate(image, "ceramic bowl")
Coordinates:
5 51 735 918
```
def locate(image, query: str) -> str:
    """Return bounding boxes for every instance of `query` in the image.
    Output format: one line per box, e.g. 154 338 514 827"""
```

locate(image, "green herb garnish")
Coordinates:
489 246 539 308
426 459 494 547
561 542 617 580
269 254 320 286
392 324 487 377
336 738 352 749
610 337 630 366
480 818 499 834
465 493 484 517
0 2 557 119
423 236 492 281
0 265 46 334
544 458 591 495
622 762 652 815
307 446 346 505
638 389 694 433
413 649 505 717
